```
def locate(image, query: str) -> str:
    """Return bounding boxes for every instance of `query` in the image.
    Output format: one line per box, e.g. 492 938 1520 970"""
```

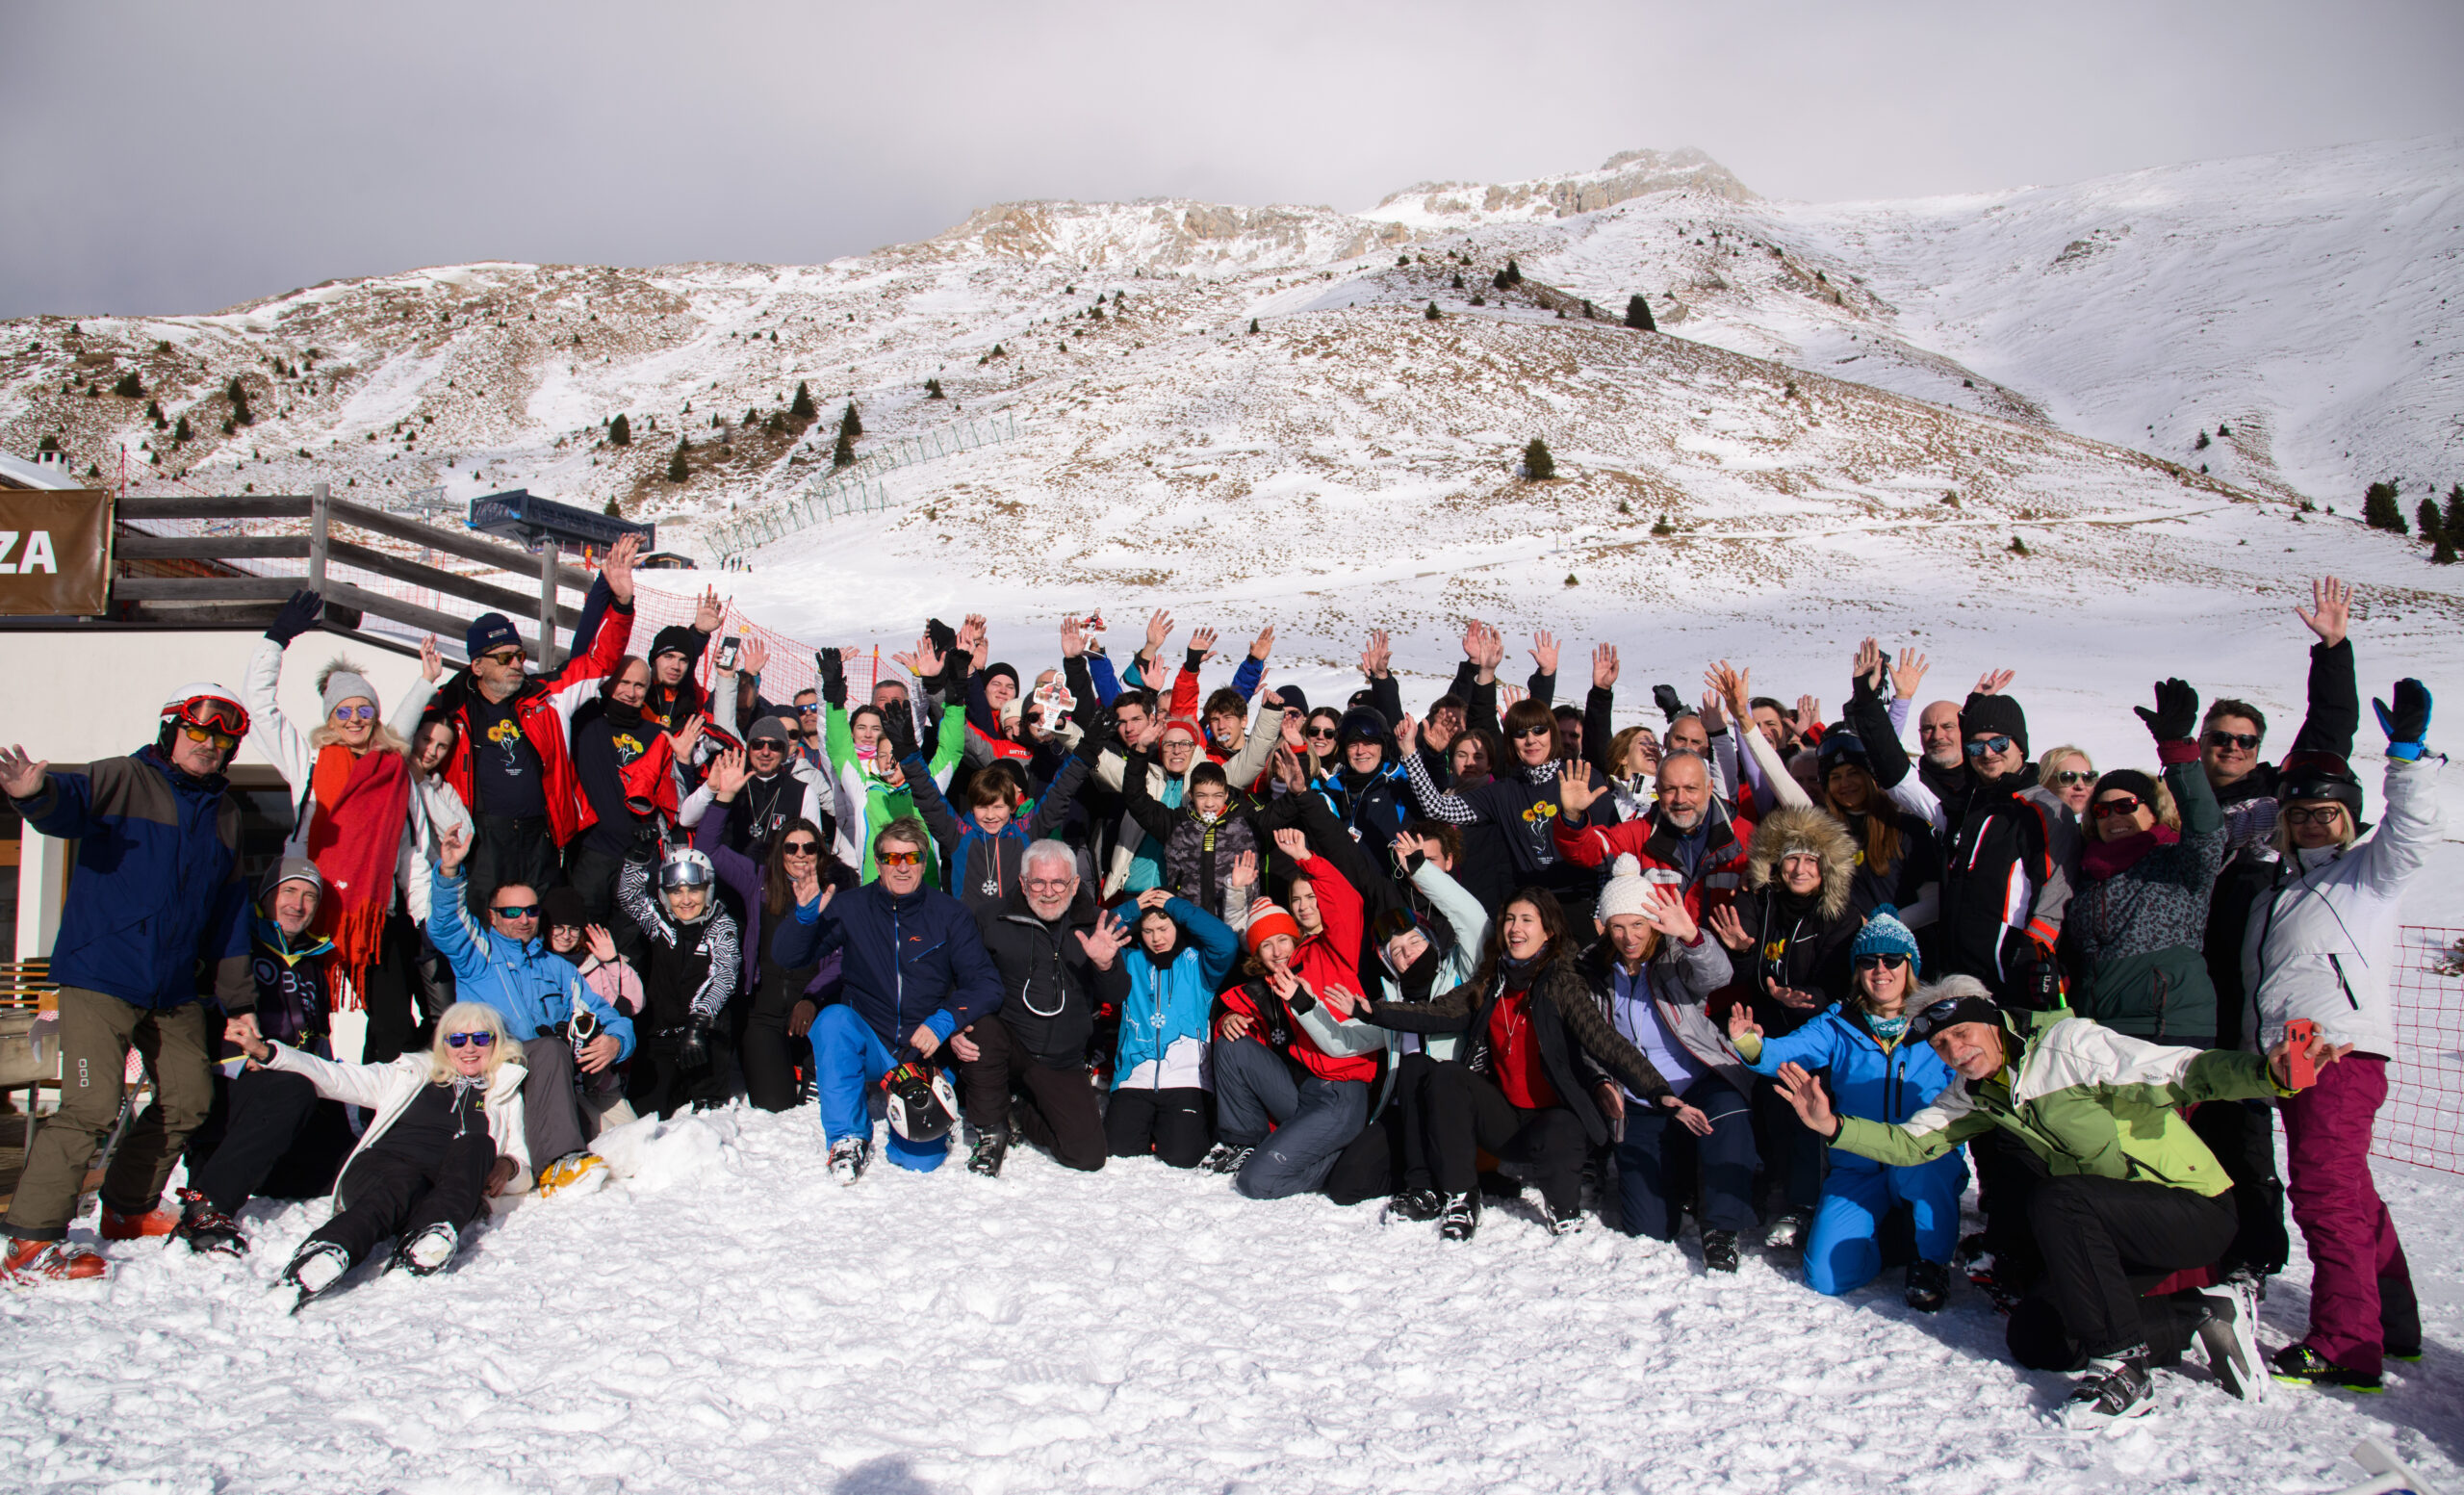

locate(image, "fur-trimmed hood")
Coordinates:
1745 806 1859 921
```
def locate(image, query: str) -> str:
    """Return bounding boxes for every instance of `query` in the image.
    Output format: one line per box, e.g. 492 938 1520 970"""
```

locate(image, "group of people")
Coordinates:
0 558 2442 1428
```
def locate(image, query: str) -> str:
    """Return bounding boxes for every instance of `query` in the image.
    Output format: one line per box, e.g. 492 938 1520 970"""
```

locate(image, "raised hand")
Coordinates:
603 533 639 603
1766 976 1821 1011
1854 637 1885 691
1272 827 1311 863
706 746 750 799
1390 830 1436 865
1142 608 1174 659
264 588 324 647
1529 630 1560 677
671 714 706 760
1592 642 1620 689
1639 885 1700 944
1461 618 1485 663
789 862 828 910
1892 648 1930 701
1249 622 1275 660
1973 668 2015 697
1360 629 1392 679
2134 679 2199 744
1270 744 1308 792
1 745 49 800
740 637 770 680
1726 1000 1763 1044
1191 626 1220 662
2375 679 2432 755
1499 683 1527 711
2296 576 2352 650
1697 687 1726 733
1706 902 1752 952
963 614 990 659
693 585 727 633
1557 760 1604 817
1060 615 1086 658
436 821 471 873
1476 622 1505 674
1228 849 1259 889
584 924 618 964
1395 712 1420 759
1077 911 1130 968
1652 683 1686 724
1793 695 1823 740
1774 1060 1836 1136
420 633 443 684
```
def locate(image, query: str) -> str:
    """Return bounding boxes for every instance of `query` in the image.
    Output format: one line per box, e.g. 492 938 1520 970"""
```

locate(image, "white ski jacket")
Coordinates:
264 1044 532 1201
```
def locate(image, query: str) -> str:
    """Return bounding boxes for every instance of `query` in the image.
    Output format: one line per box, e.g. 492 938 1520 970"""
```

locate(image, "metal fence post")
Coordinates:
307 481 331 595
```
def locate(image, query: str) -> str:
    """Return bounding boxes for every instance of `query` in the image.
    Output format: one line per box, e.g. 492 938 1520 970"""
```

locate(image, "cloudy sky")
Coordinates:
5 0 2458 319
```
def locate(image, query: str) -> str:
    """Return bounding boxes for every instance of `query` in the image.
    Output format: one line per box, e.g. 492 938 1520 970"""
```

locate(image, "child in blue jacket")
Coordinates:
1108 888 1241 1168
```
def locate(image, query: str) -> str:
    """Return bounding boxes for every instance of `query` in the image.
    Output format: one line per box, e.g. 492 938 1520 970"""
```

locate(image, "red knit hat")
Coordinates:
1244 897 1303 952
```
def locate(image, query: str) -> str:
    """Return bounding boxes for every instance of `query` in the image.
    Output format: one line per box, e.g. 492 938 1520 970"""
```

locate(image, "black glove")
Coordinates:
1653 684 1687 725
2375 678 2431 755
265 589 323 646
673 1018 712 1070
882 710 918 761
2133 678 2199 744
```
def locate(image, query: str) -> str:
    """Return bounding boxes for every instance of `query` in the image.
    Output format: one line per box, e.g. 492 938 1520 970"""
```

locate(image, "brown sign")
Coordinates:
0 488 113 615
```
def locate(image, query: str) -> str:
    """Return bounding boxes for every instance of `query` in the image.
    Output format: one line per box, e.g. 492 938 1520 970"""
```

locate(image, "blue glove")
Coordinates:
2374 679 2431 761
264 588 323 646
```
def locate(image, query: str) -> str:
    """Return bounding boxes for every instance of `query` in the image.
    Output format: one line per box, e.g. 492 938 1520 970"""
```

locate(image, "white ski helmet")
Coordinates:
657 848 717 920
882 1061 959 1144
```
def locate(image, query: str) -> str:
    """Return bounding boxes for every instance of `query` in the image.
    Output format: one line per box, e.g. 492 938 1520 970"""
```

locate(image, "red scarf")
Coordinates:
2082 823 2179 883
307 742 413 1006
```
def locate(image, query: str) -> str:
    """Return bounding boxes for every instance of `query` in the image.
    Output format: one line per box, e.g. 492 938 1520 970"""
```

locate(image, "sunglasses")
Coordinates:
2204 731 2261 751
2284 804 2347 827
875 850 924 869
492 904 541 919
481 649 527 667
1964 735 2014 757
445 1031 496 1048
2090 795 2143 820
1510 725 1554 742
1855 953 1910 971
781 839 820 856
2053 769 2098 787
330 704 377 722
177 724 240 750
1305 727 1338 740
749 739 786 753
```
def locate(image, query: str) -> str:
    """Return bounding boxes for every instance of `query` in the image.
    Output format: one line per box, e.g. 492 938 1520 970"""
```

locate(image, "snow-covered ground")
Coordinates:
7 1108 2461 1493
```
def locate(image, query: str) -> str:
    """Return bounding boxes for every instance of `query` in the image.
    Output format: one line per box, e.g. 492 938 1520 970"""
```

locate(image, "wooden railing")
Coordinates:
108 484 594 664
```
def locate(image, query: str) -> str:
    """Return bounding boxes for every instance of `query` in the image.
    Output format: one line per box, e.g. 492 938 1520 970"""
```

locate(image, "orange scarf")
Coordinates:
307 742 413 1006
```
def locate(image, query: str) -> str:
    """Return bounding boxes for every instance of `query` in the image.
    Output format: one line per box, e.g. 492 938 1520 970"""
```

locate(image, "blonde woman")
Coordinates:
247 589 442 1052
2038 744 2099 818
235 1001 527 1308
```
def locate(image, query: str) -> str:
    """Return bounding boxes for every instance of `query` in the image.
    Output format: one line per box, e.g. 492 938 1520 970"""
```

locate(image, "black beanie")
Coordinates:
2095 768 2159 810
542 886 588 932
1961 693 2029 758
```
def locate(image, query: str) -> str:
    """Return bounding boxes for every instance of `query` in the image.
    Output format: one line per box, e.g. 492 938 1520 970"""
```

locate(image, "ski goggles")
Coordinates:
445 1031 497 1048
658 863 715 890
167 695 250 736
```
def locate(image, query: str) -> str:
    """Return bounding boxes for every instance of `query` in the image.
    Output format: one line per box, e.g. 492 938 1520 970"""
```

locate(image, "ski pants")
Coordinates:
309 1132 495 1268
1104 1085 1211 1169
2282 1054 2419 1375
2194 1096 2290 1279
188 1066 355 1217
2028 1173 2237 1361
956 1013 1106 1172
1804 1152 1967 1297
3 989 213 1241
812 1004 949 1171
1210 1036 1367 1200
1418 1062 1588 1217
521 1037 595 1167
1612 1073 1758 1242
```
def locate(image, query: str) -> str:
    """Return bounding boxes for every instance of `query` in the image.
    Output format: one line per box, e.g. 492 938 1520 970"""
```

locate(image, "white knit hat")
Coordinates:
1596 853 1653 922
317 658 380 722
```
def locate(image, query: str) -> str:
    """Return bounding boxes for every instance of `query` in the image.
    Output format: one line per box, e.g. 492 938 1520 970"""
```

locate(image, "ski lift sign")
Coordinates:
0 488 112 615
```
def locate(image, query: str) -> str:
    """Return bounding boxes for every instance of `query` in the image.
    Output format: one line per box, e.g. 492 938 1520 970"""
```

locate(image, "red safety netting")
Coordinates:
2378 925 2464 1174
627 581 893 711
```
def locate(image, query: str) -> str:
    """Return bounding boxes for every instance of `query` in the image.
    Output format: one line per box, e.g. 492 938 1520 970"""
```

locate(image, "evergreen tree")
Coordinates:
1503 259 1523 286
2008 535 2030 555
925 377 946 399
144 399 165 426
666 439 689 482
603 497 622 518
2362 480 2405 533
2417 498 2444 543
2445 483 2464 542
2194 431 2210 451
1450 272 1466 290
36 433 58 452
112 371 143 397
840 401 863 438
1492 268 1512 292
1524 438 1555 480
608 413 631 446
2434 532 2459 564
1624 295 1656 331
833 429 856 468
173 413 191 443
1424 302 1443 321
226 376 253 425
789 380 815 420
1247 318 1260 335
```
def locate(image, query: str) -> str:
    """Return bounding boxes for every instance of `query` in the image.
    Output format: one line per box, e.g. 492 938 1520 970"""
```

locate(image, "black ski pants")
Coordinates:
308 1132 495 1268
1419 1061 1587 1215
187 1067 355 1217
956 1013 1106 1171
1104 1086 1210 1169
2027 1173 2238 1361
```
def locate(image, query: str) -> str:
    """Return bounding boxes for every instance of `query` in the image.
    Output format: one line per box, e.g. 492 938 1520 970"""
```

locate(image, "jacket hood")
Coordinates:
1746 806 1859 921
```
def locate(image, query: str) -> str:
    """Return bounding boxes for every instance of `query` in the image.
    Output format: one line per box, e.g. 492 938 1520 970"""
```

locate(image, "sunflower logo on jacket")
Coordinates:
612 732 645 765
486 718 522 747
1521 800 1560 825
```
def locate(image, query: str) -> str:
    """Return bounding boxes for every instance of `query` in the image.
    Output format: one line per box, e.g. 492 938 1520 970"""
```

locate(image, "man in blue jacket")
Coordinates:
430 821 635 1197
773 815 1002 1181
1 685 258 1282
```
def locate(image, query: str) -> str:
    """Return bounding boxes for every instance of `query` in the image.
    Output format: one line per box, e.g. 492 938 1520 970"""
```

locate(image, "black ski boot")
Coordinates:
280 1241 352 1314
968 1133 1008 1177
1702 1229 1740 1274
173 1189 247 1258
2061 1347 2155 1430
1905 1258 1950 1312
1437 1191 1480 1242
1386 1188 1444 1224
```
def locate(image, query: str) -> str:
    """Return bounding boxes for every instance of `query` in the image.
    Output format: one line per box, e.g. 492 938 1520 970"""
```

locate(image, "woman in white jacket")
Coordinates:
235 1001 528 1308
2242 679 2440 1391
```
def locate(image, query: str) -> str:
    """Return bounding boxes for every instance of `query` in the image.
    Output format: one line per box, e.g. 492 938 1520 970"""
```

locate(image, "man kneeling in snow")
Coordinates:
1774 983 2342 1429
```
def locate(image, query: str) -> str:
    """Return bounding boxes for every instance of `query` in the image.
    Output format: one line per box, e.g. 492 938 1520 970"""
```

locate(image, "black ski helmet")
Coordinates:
881 1061 958 1144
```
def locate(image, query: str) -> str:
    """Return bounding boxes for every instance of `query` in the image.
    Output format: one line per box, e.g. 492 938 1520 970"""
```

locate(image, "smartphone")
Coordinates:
2282 1018 2318 1089
716 635 741 671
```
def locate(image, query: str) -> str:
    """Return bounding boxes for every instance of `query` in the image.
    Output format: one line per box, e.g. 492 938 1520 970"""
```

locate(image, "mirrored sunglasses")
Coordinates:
445 1031 497 1048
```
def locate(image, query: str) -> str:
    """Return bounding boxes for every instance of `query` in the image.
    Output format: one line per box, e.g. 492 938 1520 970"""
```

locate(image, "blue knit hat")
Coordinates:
467 612 522 661
1853 905 1921 975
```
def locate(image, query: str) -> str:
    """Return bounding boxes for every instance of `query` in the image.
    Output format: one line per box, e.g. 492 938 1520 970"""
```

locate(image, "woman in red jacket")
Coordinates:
1200 828 1382 1199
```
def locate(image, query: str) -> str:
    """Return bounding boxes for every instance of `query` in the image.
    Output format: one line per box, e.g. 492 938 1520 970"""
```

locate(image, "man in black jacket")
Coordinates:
950 839 1130 1176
